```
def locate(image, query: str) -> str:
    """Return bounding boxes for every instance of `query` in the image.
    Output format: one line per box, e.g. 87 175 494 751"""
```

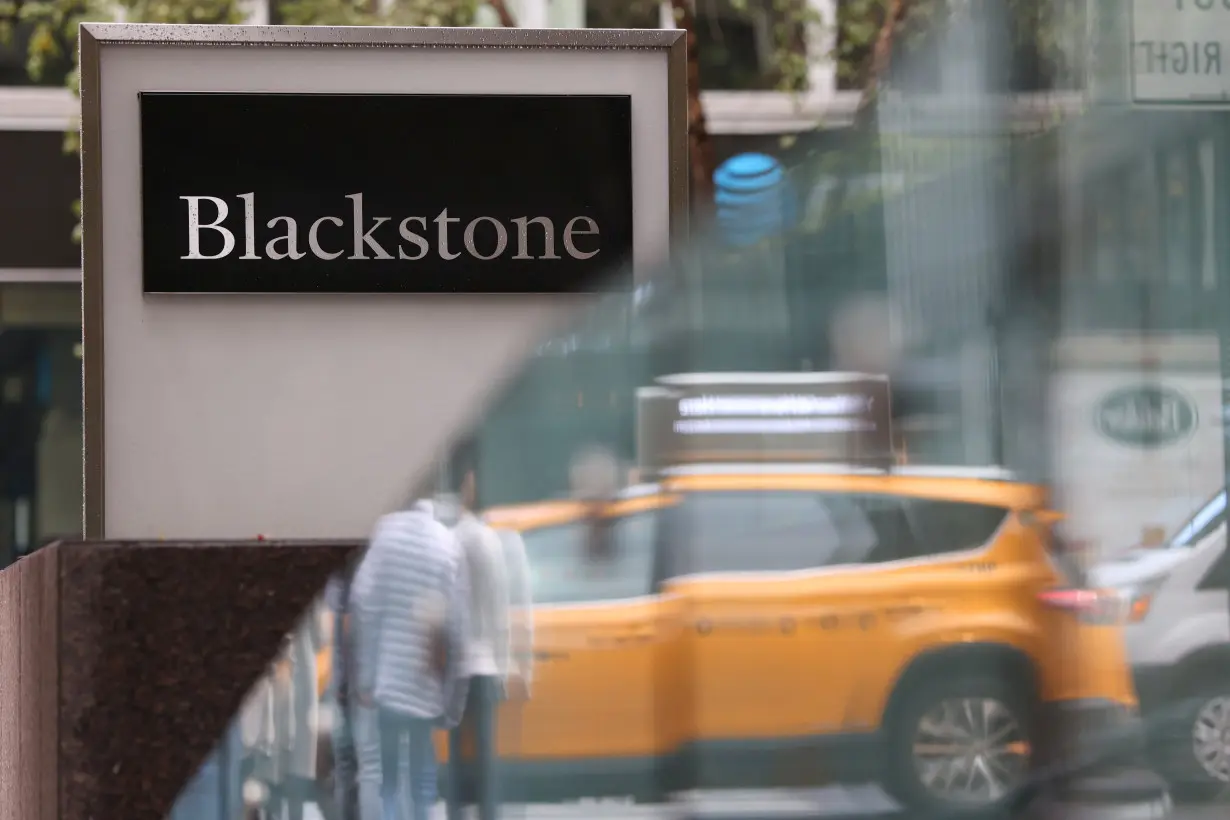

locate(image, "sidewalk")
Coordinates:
295 783 1183 820
301 788 897 820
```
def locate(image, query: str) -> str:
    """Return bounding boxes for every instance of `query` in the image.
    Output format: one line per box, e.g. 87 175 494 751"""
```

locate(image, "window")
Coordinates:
843 0 1084 93
586 0 803 91
1123 157 1162 283
1070 136 1219 333
1169 490 1226 550
1197 540 1230 591
695 0 791 91
670 490 1009 574
515 511 658 605
1080 145 1207 288
900 498 1010 558
674 491 847 573
1085 174 1125 284
0 23 74 86
1161 147 1199 284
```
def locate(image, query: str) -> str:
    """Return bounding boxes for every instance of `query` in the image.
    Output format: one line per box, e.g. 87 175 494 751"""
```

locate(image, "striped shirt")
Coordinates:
351 501 470 723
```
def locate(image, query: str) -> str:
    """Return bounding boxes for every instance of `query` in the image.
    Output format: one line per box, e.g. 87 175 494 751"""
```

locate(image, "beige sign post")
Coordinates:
79 24 687 540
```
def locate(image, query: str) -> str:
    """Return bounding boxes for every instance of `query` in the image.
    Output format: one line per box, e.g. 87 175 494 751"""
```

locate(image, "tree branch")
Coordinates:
855 0 911 129
670 0 716 213
819 0 912 228
488 0 516 28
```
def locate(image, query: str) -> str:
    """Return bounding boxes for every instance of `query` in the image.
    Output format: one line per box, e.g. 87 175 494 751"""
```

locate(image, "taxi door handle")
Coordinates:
587 625 655 643
596 627 655 638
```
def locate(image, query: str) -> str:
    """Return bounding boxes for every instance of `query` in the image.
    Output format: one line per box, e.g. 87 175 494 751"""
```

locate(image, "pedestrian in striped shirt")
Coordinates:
352 500 470 820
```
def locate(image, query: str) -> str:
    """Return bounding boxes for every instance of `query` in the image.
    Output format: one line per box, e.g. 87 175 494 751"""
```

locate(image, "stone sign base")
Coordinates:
0 540 357 820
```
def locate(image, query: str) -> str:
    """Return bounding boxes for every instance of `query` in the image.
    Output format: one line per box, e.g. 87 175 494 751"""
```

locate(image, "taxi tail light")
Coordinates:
1037 588 1120 625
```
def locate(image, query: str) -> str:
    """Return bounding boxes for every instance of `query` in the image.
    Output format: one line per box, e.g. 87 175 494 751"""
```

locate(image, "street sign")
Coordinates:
1132 0 1230 106
80 24 686 539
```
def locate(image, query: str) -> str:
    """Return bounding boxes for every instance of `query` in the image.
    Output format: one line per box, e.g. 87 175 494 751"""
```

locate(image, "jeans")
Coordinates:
354 704 406 820
333 693 360 820
447 676 500 820
168 720 243 820
377 708 438 820
272 775 314 820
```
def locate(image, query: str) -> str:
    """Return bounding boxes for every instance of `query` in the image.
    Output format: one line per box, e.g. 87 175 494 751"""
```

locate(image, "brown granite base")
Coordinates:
0 540 360 820
0 540 58 820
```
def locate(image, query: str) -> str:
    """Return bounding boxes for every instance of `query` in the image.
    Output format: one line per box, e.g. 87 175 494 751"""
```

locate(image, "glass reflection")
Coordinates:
164 3 1230 817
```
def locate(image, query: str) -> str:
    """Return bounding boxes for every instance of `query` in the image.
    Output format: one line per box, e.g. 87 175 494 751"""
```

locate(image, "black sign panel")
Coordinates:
139 93 634 294
637 374 895 471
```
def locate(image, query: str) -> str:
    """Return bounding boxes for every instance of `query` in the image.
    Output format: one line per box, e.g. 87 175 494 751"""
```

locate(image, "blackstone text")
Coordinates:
180 193 602 263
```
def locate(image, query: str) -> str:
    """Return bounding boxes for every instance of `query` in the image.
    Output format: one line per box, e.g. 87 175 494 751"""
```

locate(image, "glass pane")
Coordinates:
162 5 1230 818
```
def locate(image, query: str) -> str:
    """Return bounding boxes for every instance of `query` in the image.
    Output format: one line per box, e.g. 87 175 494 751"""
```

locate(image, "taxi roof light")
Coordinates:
637 371 1018 478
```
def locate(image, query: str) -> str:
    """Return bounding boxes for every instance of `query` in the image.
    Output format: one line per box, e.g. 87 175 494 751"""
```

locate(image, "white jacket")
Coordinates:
497 528 535 687
434 496 535 684
352 502 470 723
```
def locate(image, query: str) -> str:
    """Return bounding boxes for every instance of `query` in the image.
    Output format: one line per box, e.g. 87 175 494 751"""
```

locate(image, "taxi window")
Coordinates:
674 491 885 573
518 511 657 605
672 491 1008 574
900 498 1010 558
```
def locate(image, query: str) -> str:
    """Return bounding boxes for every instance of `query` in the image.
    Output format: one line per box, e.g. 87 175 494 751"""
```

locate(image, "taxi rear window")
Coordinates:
671 491 1009 575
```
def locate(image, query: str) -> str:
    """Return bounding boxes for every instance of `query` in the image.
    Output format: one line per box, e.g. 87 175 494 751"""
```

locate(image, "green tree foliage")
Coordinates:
276 0 482 28
2 0 245 239
834 0 1085 95
13 0 243 92
804 0 1084 232
0 0 487 241
0 0 1080 239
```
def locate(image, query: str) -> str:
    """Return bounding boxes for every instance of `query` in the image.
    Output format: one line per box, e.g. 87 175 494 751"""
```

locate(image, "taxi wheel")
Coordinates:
884 675 1034 818
1153 690 1230 803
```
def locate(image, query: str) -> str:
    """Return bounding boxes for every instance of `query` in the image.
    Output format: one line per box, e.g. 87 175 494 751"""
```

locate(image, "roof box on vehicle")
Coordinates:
636 372 895 474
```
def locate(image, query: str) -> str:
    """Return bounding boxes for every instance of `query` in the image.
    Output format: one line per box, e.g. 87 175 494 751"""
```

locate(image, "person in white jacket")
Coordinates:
352 500 470 820
496 528 534 700
436 443 534 820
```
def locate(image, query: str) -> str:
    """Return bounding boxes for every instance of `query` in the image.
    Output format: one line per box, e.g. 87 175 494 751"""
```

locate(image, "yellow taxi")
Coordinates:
477 462 1141 815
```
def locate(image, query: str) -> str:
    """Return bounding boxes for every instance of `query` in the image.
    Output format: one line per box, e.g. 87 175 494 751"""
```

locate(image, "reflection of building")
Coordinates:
2 6 1220 563
848 107 1229 560
0 1 852 559
474 103 1230 566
